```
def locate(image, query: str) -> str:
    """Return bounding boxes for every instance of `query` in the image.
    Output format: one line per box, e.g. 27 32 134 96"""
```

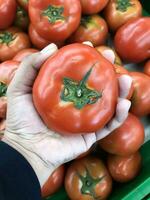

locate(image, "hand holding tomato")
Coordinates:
3 44 132 190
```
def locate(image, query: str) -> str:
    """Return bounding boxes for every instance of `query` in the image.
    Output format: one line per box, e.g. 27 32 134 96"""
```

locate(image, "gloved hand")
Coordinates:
2 43 132 187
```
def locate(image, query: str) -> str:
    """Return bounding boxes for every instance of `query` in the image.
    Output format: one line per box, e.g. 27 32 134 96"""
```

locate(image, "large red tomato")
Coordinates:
99 113 145 156
144 60 150 76
107 152 142 182
13 48 39 62
104 0 142 31
33 43 118 135
114 17 150 63
80 0 109 14
0 27 31 62
65 156 112 200
130 72 150 116
68 15 108 47
0 0 17 29
29 0 81 41
41 165 65 198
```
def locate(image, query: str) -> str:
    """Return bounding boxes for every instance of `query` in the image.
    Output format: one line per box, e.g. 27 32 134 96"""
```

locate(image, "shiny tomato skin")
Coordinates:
107 152 141 182
0 27 31 62
144 60 150 76
13 48 39 62
0 119 5 140
80 0 109 14
41 165 65 198
33 43 118 135
17 0 29 11
0 0 17 29
65 156 112 200
114 17 150 63
130 72 150 116
99 113 145 156
104 0 142 31
68 15 108 47
29 0 81 41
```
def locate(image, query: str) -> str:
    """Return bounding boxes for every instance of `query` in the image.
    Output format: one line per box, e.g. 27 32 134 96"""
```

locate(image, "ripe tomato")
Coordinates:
17 0 28 11
0 0 17 29
29 0 81 41
107 152 141 182
144 60 150 76
99 113 145 156
33 43 118 135
0 119 6 140
13 48 39 62
28 24 64 50
0 60 20 118
68 15 108 47
96 45 122 66
114 17 150 63
104 0 142 31
14 6 29 31
65 156 112 200
0 27 31 62
80 0 109 14
41 165 65 198
130 72 150 116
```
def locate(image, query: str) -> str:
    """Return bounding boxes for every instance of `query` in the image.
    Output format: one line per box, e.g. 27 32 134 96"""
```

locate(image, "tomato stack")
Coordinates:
0 0 150 199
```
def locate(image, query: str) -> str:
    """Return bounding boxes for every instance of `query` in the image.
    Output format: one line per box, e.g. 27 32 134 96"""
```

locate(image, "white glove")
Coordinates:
3 43 132 187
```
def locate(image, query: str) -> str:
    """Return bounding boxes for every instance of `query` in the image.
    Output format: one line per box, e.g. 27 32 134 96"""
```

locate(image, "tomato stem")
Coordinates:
61 64 101 109
116 0 133 12
42 5 65 24
0 82 7 97
0 32 15 45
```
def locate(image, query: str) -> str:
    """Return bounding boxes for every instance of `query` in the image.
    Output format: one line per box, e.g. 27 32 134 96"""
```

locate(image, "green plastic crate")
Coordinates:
44 1 150 199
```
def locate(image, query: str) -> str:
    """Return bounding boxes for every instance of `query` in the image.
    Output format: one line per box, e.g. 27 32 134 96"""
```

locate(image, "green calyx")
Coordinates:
42 5 65 24
116 0 133 12
0 82 7 97
0 32 15 45
61 65 102 110
77 167 105 199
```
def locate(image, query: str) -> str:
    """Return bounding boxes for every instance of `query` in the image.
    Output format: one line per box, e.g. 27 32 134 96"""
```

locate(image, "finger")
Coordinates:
96 98 131 140
118 75 132 98
101 50 115 64
8 44 58 95
82 41 94 47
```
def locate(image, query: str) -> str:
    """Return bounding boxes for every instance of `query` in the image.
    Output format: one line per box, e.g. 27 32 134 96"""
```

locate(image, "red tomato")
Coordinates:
0 0 17 29
104 0 142 31
17 0 28 11
80 0 109 14
13 48 39 62
65 156 112 200
29 0 81 41
0 119 5 140
41 165 65 198
0 60 20 118
130 72 150 116
99 113 145 156
107 152 142 182
68 15 108 47
33 43 118 135
0 27 31 62
28 24 64 50
114 17 150 63
144 60 150 76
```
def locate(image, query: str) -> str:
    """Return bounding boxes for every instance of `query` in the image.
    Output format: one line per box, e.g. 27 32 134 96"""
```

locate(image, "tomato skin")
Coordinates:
114 17 150 63
130 72 150 116
80 0 109 14
0 119 5 140
68 15 108 47
144 60 150 76
104 0 142 31
99 113 145 156
0 0 17 29
41 165 65 198
65 156 112 200
0 27 31 62
17 0 29 11
13 48 39 62
29 0 81 41
33 43 118 135
107 152 141 182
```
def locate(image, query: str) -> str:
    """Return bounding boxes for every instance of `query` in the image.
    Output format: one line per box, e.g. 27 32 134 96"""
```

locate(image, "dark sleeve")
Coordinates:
0 141 42 200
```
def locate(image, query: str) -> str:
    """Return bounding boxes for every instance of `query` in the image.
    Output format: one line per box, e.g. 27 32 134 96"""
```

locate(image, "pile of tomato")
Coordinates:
0 0 150 199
